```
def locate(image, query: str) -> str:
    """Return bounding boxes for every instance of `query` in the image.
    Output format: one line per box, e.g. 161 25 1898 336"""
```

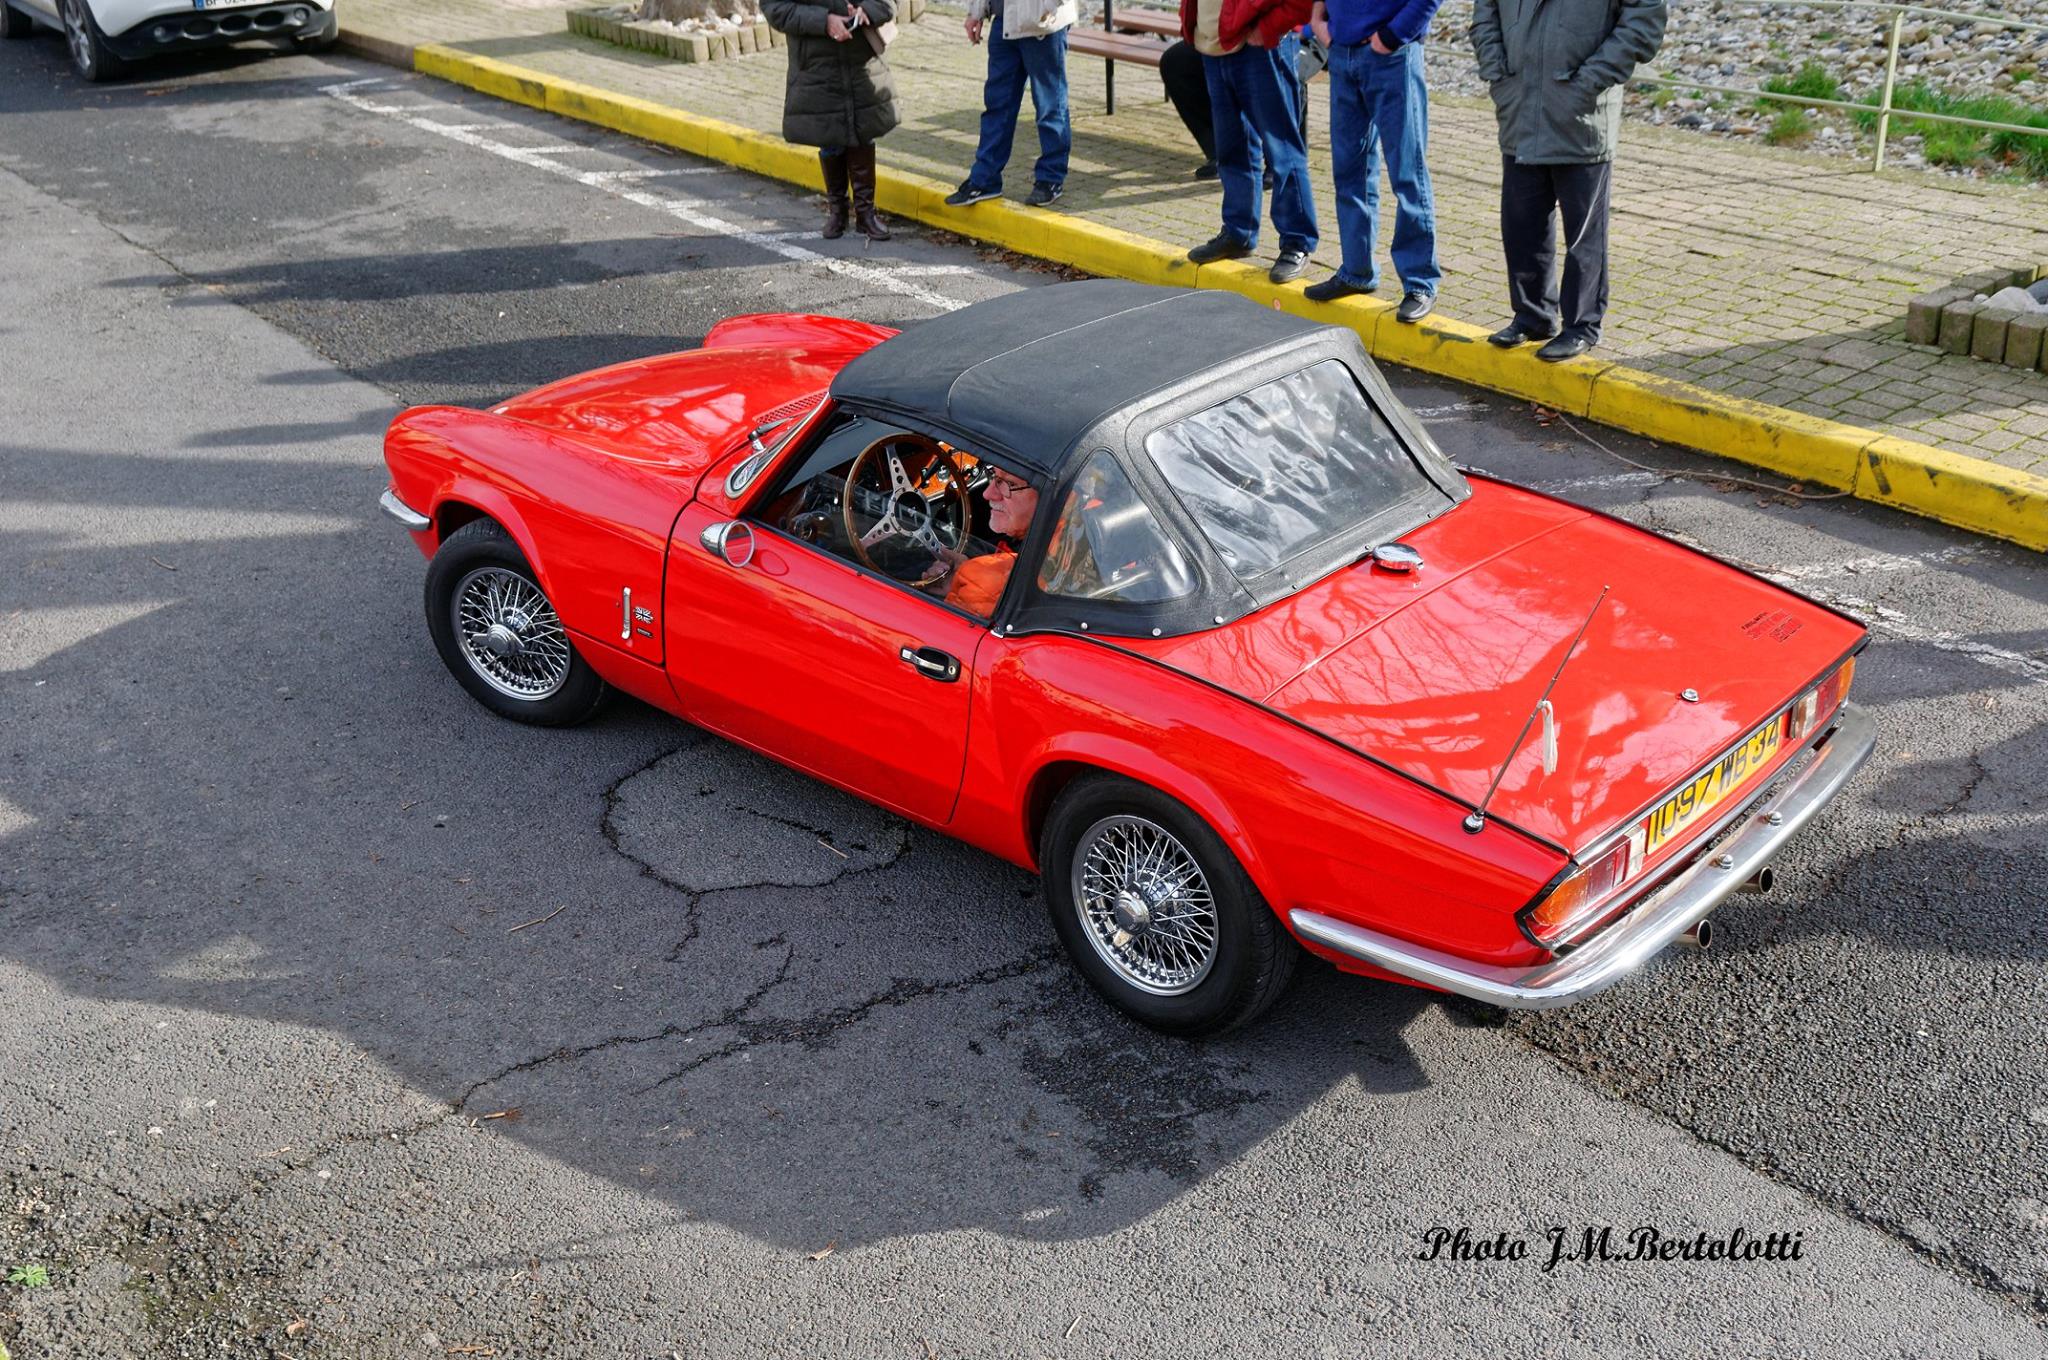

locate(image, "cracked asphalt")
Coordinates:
2 35 2046 1360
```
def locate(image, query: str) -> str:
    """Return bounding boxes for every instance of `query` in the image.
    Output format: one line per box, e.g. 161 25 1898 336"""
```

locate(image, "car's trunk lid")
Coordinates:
1137 480 1866 851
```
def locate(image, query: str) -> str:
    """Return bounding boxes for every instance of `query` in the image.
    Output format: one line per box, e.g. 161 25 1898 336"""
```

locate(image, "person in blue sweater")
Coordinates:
1304 0 1442 321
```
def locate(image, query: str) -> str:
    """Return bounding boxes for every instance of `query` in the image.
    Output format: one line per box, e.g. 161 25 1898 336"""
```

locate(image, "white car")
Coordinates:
0 0 337 82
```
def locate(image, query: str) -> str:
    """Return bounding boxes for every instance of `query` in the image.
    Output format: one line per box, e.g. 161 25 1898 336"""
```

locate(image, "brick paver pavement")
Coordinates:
340 0 2048 475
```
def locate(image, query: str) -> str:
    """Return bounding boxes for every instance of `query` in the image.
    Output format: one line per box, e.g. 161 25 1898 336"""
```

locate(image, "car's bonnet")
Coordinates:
491 342 852 477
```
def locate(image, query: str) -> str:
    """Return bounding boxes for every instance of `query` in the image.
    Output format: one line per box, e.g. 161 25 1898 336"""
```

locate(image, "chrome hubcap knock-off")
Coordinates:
1073 815 1220 996
454 568 571 700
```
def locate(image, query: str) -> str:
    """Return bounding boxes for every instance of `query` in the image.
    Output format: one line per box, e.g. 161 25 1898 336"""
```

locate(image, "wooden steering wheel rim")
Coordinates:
841 434 973 585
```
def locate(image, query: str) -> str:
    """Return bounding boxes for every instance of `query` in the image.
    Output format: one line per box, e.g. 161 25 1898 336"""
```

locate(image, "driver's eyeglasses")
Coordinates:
987 472 1029 495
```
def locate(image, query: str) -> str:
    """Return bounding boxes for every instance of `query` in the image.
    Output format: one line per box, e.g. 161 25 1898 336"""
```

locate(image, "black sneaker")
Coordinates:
1396 291 1435 323
1025 180 1063 208
1304 277 1375 303
944 181 1000 207
1193 161 1218 181
1187 232 1253 265
1269 249 1309 284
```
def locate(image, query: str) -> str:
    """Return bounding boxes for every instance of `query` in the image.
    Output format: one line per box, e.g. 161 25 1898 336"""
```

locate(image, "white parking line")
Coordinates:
1765 545 1980 584
323 83 964 314
873 264 982 277
1815 591 2048 685
581 167 722 184
1534 470 1670 492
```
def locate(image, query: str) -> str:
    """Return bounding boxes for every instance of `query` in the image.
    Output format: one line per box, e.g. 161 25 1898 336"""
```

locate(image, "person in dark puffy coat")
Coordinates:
762 0 901 240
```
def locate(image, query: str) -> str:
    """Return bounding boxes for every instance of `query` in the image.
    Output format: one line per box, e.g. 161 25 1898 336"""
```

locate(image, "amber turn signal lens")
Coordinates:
1785 656 1856 744
1526 836 1635 947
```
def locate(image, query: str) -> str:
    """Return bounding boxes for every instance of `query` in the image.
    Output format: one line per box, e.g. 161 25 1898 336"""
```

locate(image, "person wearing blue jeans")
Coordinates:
947 0 1077 208
1306 0 1441 320
1181 0 1319 285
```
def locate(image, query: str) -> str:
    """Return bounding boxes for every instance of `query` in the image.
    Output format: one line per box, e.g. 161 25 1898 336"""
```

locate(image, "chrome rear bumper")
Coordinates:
1289 704 1877 1011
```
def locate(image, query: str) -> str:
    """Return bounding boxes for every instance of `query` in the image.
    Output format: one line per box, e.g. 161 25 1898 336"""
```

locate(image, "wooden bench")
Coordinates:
1067 1 1176 114
1107 6 1179 37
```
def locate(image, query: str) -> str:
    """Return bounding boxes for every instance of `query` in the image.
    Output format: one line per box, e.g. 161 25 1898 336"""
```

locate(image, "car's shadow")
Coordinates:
0 433 1441 1250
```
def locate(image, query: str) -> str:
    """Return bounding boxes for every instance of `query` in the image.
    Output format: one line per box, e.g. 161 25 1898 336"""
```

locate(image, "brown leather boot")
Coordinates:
847 144 891 242
819 150 849 240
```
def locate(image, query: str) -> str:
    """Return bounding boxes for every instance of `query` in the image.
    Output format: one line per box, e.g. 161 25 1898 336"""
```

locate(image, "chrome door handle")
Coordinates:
898 646 960 682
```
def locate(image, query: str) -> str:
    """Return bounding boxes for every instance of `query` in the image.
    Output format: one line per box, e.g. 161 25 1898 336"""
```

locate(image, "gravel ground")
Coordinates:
1415 0 2048 181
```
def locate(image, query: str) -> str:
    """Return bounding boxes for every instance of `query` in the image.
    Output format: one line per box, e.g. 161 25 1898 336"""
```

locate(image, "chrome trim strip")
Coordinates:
379 488 431 531
1289 704 1877 1011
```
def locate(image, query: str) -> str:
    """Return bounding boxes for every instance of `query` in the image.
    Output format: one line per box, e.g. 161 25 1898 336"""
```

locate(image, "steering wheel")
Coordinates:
841 434 973 586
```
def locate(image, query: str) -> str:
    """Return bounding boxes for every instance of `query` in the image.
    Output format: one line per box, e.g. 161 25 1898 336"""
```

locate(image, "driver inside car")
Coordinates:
944 467 1038 617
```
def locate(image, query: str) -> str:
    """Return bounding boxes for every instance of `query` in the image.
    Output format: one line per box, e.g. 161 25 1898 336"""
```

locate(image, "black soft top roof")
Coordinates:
829 280 1323 471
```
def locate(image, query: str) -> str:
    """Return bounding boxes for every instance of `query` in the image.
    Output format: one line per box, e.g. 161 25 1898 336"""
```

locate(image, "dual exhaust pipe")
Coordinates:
1676 864 1774 951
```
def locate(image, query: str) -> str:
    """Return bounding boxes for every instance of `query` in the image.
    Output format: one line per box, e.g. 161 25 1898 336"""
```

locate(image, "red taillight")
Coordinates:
1524 829 1643 948
1785 656 1856 744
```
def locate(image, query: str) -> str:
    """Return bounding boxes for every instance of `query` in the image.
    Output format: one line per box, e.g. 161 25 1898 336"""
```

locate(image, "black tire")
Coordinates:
59 0 128 81
1040 773 1298 1036
423 519 609 727
295 9 338 52
0 3 36 41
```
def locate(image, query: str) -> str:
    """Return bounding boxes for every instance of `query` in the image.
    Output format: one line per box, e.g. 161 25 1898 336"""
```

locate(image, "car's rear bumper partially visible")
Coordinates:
1289 704 1878 1011
99 2 334 59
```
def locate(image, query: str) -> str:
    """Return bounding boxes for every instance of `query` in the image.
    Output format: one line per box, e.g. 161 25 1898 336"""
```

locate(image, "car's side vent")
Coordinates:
752 392 823 431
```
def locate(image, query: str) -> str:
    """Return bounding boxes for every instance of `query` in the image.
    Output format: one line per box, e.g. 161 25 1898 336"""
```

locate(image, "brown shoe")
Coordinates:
847 144 891 242
820 150 849 240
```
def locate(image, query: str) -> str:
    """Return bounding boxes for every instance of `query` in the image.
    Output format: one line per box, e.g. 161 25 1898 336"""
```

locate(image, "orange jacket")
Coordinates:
946 545 1016 618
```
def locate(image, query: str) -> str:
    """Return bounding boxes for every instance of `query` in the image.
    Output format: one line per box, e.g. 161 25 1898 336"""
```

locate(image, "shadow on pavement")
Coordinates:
0 431 1439 1251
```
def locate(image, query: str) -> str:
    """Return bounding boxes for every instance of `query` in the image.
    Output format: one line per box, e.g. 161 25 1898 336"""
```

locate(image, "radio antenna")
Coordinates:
1463 585 1610 836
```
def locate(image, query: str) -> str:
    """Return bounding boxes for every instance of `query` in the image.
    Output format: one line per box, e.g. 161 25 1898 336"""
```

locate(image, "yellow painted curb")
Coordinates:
1857 435 2048 551
1587 367 1866 491
414 44 549 112
1375 313 1609 417
402 42 2046 553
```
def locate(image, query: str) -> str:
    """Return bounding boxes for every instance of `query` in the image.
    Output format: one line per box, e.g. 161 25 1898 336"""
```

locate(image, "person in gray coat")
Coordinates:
763 0 900 240
1471 0 1666 361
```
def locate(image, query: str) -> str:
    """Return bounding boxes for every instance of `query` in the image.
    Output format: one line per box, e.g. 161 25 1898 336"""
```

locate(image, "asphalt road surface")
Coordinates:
2 35 2046 1360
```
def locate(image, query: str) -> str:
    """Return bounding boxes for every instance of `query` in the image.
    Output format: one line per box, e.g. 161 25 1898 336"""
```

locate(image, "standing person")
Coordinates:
1160 36 1299 187
1304 0 1442 322
763 0 900 240
1471 0 1667 360
946 0 1078 208
1180 0 1319 285
1160 38 1222 178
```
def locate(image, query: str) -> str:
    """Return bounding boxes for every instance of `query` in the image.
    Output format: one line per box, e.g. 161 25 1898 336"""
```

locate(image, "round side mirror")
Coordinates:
701 520 757 568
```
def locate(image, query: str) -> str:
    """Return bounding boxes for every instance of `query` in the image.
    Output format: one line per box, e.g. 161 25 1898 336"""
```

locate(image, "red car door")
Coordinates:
663 500 982 826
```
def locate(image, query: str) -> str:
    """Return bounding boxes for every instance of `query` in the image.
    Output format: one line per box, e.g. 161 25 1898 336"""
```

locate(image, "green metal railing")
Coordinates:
1628 0 2048 171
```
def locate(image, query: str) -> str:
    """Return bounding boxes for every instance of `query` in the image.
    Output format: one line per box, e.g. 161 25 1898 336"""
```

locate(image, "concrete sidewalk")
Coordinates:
335 0 2048 543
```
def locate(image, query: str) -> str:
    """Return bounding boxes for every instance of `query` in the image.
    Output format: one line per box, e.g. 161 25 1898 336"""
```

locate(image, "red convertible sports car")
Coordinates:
380 281 1875 1034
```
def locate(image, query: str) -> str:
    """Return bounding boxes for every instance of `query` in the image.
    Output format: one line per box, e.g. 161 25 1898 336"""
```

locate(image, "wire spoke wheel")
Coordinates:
451 567 571 701
1071 814 1218 996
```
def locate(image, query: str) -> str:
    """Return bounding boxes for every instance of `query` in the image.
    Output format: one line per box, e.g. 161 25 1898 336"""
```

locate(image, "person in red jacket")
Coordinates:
1180 0 1319 285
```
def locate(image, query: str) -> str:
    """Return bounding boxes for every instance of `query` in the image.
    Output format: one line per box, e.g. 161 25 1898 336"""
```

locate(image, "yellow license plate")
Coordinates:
1644 720 1784 854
